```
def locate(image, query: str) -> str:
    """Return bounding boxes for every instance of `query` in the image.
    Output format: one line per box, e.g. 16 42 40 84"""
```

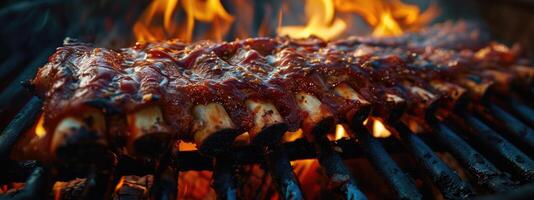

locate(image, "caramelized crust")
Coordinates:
31 21 530 145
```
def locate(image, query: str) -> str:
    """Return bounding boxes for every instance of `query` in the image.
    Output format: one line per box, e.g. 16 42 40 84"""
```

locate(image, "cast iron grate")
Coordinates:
0 86 533 199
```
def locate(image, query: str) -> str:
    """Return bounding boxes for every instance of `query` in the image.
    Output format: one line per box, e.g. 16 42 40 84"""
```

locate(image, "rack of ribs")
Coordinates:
14 21 533 162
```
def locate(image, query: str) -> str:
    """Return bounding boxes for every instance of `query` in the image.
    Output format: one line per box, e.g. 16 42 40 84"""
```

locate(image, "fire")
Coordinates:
178 171 214 199
35 114 46 138
134 0 234 42
114 176 126 193
178 141 198 151
290 159 322 198
54 185 62 200
334 124 350 140
234 132 251 145
279 0 439 40
278 0 347 40
336 0 438 37
282 128 304 142
372 11 403 37
134 0 438 42
364 117 392 138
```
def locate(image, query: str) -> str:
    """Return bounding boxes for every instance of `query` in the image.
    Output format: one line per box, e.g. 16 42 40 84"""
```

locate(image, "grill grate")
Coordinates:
1 90 534 199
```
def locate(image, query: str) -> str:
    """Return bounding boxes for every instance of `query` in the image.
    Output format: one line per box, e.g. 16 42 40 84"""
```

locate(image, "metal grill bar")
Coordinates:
351 123 423 200
313 130 367 199
452 112 534 182
0 166 47 200
1 97 533 199
475 103 534 153
81 163 116 200
431 121 517 193
265 144 304 200
0 160 38 184
477 183 534 200
0 49 51 128
393 122 475 200
0 56 24 87
212 157 237 200
307 118 367 199
2 138 411 184
151 149 178 200
503 97 534 128
150 165 178 200
0 97 41 159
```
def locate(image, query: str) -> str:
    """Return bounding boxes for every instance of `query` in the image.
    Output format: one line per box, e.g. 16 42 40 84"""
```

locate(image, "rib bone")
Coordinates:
246 99 287 144
296 93 334 135
127 106 171 157
334 83 372 124
334 83 370 105
192 103 238 155
50 108 106 158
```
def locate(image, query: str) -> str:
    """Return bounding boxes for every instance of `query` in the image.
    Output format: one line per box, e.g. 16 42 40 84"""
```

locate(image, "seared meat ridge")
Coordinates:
25 21 533 160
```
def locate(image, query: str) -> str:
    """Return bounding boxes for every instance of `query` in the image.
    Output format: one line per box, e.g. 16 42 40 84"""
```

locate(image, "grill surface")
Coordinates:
0 86 534 199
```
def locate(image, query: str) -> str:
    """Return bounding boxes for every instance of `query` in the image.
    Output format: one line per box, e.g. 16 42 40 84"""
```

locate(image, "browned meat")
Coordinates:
27 21 533 159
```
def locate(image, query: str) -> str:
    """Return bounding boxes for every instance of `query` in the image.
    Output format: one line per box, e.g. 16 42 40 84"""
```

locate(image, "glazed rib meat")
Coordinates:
27 21 534 159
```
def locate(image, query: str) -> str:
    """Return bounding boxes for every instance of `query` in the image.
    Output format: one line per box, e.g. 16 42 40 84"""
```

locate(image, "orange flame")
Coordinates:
53 181 67 200
279 0 439 40
327 124 350 141
364 117 392 138
291 159 322 198
35 114 46 138
278 0 346 40
134 0 234 42
54 187 62 200
114 176 126 193
337 0 439 37
178 141 198 151
282 129 304 142
134 0 438 42
335 124 350 140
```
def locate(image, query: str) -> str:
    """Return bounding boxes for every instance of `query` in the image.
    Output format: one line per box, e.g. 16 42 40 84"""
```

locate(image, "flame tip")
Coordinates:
278 0 439 40
134 0 439 42
368 117 392 138
134 0 234 42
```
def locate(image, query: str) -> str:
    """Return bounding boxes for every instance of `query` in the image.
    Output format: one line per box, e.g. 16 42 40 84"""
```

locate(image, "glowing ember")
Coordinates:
178 171 214 199
364 117 392 138
114 176 125 193
290 159 322 198
134 0 234 42
234 132 251 145
282 128 304 142
54 186 61 200
178 141 198 151
52 179 86 200
335 124 350 140
35 114 46 138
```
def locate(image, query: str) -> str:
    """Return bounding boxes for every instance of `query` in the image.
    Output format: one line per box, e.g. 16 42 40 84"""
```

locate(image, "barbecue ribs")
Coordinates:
21 21 534 160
